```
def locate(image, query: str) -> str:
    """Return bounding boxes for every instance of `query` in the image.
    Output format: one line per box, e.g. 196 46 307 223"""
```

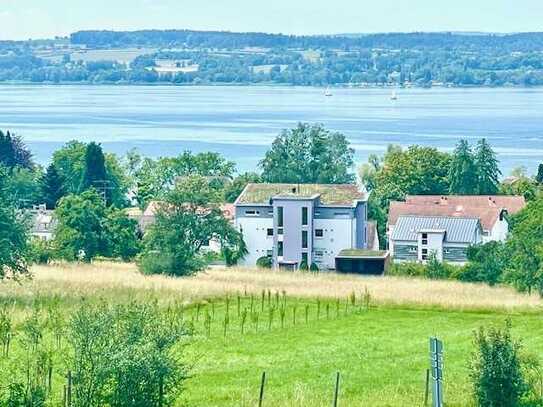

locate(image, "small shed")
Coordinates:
335 249 389 275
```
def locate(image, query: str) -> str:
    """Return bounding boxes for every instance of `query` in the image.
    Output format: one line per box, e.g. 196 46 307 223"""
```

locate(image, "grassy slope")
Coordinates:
2 263 542 406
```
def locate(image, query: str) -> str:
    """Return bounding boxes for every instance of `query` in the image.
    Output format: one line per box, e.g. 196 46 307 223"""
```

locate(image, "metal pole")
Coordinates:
258 371 266 407
333 372 340 407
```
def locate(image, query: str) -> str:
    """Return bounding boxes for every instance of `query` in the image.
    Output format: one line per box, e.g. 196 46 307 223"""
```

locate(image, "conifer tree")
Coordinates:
40 163 65 209
536 163 543 184
474 138 501 194
81 142 107 195
448 139 478 194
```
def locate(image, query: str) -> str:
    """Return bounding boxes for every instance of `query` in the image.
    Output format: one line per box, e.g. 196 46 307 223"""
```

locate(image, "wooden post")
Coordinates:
258 371 266 407
333 372 340 407
67 370 72 407
424 368 430 406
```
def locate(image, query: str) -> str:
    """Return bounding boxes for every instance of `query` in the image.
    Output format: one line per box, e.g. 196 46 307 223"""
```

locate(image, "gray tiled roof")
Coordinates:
390 215 481 243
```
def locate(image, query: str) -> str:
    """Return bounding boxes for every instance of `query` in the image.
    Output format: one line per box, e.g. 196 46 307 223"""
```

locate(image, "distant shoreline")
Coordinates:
1 81 542 89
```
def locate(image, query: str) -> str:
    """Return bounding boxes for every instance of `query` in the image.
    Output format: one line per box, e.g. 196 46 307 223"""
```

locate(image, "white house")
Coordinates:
387 195 526 264
234 183 384 273
390 215 482 264
29 204 56 241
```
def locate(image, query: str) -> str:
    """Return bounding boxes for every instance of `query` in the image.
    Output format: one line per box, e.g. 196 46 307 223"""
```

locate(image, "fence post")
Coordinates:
258 371 266 407
424 368 430 406
429 337 444 407
67 370 72 407
333 371 340 407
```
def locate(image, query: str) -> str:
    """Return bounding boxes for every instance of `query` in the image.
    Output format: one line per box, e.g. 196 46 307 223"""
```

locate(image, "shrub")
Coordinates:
388 261 427 277
309 262 319 272
299 260 309 271
426 252 450 279
470 320 528 407
28 239 56 265
256 256 272 269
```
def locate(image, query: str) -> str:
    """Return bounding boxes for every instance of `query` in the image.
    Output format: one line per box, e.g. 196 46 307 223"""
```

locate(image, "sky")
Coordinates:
1 0 542 40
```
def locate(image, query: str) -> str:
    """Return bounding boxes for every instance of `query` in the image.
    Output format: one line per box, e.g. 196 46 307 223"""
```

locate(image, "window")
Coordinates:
422 232 428 245
315 229 324 238
266 250 273 257
421 248 428 261
301 252 308 264
245 210 260 216
278 241 283 257
277 228 283 235
267 228 274 237
314 250 323 257
277 207 284 227
302 207 308 226
302 231 308 249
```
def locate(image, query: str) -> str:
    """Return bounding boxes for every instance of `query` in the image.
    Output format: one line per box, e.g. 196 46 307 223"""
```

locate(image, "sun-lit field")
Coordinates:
11 262 542 312
2 263 542 406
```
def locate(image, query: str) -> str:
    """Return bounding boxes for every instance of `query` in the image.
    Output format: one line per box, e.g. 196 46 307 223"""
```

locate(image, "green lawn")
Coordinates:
2 265 542 406
180 301 540 406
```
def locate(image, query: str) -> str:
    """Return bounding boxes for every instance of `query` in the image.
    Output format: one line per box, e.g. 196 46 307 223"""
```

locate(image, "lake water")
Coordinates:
1 84 542 175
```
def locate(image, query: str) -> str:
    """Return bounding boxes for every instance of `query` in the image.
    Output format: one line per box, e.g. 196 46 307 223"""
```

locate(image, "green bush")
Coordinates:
309 262 319 272
470 320 528 407
28 239 56 265
256 256 272 269
388 261 427 277
299 260 309 271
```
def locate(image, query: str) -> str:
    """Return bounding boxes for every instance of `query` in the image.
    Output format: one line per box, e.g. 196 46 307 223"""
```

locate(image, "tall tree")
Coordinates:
40 163 65 209
448 139 478 194
536 163 543 184
259 123 355 184
81 142 107 194
0 167 29 279
0 130 34 170
53 189 107 262
474 138 501 194
139 175 246 276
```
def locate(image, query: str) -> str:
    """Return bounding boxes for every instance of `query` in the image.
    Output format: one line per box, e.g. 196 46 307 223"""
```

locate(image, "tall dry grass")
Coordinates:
1 262 541 312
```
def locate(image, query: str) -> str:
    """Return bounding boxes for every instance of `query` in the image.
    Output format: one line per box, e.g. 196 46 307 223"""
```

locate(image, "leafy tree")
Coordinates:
474 139 501 194
0 130 34 170
259 123 355 184
81 142 107 193
504 197 543 295
139 175 246 276
449 139 478 194
133 151 236 208
69 302 188 407
2 166 42 208
462 241 506 286
470 320 527 407
224 172 261 203
102 209 140 261
53 189 107 262
39 164 64 209
52 141 128 207
0 168 29 279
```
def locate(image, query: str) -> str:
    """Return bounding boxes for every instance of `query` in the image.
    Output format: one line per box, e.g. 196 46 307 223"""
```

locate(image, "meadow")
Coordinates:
1 263 543 406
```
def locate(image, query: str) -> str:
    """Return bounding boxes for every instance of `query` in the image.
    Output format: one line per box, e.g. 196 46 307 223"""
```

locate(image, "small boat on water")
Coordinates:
390 90 398 100
324 87 333 97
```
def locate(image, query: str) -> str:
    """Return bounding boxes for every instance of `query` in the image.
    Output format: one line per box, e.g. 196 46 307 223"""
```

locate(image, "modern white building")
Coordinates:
388 195 526 264
234 183 383 272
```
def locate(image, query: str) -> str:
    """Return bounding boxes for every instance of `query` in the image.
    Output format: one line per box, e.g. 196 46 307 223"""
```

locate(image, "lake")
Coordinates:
1 84 542 175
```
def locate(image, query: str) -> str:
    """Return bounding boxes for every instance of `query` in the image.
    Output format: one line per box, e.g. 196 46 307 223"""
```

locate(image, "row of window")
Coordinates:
266 228 325 238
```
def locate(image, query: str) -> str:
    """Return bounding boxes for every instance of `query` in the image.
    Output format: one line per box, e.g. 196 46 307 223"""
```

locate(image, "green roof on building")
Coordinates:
236 183 366 206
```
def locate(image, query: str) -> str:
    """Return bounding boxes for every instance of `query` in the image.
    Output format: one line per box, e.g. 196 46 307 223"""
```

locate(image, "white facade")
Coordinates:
237 215 274 266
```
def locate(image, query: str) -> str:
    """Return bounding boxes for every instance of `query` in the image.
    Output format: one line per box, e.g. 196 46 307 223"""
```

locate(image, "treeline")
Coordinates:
3 31 543 85
70 30 543 52
3 48 543 86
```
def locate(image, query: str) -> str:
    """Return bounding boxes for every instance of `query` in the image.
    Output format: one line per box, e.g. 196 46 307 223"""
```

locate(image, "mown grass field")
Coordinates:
2 263 543 406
